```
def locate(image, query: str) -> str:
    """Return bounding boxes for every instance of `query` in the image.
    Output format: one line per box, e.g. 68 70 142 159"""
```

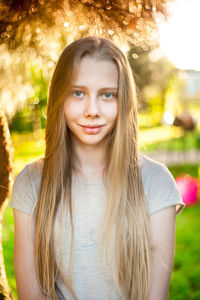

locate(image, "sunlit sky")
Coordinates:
155 0 200 71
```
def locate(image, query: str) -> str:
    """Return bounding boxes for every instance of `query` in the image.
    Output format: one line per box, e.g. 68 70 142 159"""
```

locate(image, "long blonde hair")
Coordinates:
31 36 153 300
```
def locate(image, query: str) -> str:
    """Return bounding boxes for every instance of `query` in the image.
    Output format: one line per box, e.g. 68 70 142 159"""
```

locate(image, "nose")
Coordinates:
84 94 100 118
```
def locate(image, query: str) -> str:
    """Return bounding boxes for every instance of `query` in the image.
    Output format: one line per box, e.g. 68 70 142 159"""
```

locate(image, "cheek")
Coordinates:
106 102 118 122
64 102 78 122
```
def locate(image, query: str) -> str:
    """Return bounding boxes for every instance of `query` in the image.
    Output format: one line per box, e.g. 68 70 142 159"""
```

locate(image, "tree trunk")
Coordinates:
0 111 15 299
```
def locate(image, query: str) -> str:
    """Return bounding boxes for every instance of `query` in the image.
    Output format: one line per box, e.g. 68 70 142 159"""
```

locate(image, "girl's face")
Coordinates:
64 55 118 149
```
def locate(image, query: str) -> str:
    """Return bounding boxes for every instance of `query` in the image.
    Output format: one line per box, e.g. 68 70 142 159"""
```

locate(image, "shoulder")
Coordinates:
14 158 44 187
139 152 176 186
139 153 185 216
9 158 44 214
139 152 168 176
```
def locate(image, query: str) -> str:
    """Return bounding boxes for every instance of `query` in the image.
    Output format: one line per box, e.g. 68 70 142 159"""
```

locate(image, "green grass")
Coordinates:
169 204 200 300
2 130 200 299
168 164 200 178
2 205 17 299
144 130 200 152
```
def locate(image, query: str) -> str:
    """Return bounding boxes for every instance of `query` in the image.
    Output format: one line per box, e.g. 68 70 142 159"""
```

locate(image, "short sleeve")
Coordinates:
9 164 36 214
147 163 185 216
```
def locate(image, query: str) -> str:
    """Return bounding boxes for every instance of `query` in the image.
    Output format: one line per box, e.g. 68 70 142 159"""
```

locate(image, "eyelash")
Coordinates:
73 91 115 100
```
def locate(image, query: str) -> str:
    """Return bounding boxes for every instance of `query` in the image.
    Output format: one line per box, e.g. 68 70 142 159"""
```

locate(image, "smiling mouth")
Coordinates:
81 125 104 128
81 125 104 134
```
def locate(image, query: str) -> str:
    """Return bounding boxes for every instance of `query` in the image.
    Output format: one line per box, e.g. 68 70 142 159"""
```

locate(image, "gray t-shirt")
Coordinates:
9 153 185 300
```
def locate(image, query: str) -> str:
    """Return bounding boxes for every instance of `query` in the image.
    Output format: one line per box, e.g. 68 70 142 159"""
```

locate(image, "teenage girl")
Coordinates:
9 36 185 300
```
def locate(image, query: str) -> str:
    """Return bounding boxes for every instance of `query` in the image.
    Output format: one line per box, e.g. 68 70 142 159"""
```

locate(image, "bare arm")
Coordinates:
148 206 176 300
13 209 52 300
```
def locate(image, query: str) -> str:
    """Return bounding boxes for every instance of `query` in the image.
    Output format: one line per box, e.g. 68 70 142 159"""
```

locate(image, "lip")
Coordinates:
81 125 104 128
80 125 104 134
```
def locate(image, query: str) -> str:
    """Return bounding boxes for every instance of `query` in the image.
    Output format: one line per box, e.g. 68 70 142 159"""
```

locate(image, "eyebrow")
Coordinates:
71 85 118 91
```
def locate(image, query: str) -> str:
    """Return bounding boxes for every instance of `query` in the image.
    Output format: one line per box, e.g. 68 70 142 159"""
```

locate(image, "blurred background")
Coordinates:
0 0 200 299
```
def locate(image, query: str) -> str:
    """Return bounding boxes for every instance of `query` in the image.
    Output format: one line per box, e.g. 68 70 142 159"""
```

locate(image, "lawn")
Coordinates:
169 204 200 300
2 129 200 299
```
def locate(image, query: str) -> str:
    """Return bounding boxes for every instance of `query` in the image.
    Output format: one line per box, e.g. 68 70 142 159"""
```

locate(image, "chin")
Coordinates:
82 137 106 146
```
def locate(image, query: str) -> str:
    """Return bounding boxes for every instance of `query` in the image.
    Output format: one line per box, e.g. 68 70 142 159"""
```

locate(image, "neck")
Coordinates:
71 138 107 180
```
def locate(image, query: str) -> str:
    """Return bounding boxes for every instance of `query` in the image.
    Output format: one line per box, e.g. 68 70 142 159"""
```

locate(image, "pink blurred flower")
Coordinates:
175 175 199 206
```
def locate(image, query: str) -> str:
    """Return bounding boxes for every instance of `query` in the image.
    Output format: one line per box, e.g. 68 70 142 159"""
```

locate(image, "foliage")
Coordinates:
9 66 48 132
0 1 169 49
0 0 179 122
128 45 176 112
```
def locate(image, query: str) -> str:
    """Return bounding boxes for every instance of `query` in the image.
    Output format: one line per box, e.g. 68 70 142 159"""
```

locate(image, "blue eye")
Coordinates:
74 91 84 98
102 93 113 100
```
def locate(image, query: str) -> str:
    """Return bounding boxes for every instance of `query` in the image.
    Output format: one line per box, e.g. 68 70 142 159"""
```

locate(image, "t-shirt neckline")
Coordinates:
72 174 105 185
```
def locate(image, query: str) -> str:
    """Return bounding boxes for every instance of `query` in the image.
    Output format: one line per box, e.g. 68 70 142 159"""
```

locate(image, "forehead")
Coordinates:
72 55 118 88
